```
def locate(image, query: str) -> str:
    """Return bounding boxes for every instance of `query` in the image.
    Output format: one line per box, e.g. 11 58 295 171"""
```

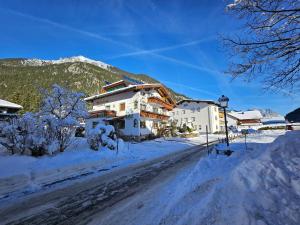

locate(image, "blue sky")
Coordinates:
0 0 299 115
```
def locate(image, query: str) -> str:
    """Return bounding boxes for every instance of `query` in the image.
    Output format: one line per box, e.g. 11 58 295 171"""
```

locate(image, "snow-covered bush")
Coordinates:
87 127 102 150
87 124 119 151
40 85 88 152
0 113 46 155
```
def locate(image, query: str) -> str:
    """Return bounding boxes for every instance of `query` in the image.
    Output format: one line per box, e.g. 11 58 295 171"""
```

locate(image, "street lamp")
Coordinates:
218 95 232 156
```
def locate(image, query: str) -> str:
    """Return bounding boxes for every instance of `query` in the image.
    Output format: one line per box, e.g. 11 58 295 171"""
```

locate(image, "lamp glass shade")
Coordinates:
218 95 229 108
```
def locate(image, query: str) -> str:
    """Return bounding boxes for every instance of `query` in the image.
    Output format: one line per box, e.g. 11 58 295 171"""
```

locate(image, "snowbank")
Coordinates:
157 130 299 225
0 134 224 199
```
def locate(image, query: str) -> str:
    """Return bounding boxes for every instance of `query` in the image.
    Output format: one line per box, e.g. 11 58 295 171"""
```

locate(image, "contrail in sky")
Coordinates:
0 7 223 80
108 36 216 59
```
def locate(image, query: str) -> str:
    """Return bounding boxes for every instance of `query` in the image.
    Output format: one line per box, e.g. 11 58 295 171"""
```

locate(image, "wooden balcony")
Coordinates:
89 110 116 118
237 119 261 125
140 110 169 120
219 111 224 119
147 97 174 111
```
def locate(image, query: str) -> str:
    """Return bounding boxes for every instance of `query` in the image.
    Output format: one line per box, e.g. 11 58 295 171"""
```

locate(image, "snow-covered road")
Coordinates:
1 130 298 225
86 130 300 225
0 134 224 200
0 140 212 225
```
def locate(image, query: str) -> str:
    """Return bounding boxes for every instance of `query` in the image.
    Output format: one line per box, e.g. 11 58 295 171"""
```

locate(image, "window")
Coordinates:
119 102 126 111
185 118 188 122
194 125 197 130
192 117 196 122
216 125 218 129
133 119 138 128
197 107 200 112
117 119 125 129
105 105 110 110
199 125 202 130
141 104 146 111
153 107 158 113
92 121 99 128
172 112 175 116
183 110 186 114
214 107 217 112
153 122 158 129
140 121 146 128
134 100 138 109
215 116 218 120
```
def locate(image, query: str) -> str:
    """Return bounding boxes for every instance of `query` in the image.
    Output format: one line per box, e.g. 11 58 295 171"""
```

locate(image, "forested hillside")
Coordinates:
0 57 187 112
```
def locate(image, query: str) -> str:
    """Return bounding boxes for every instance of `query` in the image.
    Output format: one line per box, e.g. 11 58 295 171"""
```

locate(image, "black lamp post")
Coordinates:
218 95 232 156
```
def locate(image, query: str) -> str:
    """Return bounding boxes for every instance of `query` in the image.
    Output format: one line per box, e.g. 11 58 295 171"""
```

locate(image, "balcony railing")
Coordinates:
237 119 261 125
140 110 169 120
88 110 116 118
147 97 174 111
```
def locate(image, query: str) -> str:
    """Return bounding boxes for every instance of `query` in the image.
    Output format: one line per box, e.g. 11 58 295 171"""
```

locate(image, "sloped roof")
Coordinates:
177 99 219 106
228 110 263 120
0 99 23 109
85 83 175 105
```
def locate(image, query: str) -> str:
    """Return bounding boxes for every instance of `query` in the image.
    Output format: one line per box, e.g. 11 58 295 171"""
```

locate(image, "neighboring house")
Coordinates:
228 110 263 129
0 99 23 122
84 80 175 139
261 116 286 126
226 113 239 129
171 99 220 133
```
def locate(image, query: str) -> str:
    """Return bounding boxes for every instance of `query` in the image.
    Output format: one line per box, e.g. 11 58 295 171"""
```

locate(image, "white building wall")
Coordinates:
88 89 171 137
171 102 220 133
227 115 238 128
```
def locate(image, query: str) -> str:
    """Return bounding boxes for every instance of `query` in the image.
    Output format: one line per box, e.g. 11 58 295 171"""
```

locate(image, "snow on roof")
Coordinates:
177 99 219 106
22 56 111 70
84 83 163 101
0 99 23 109
261 116 286 123
102 80 126 89
228 110 263 120
84 85 136 101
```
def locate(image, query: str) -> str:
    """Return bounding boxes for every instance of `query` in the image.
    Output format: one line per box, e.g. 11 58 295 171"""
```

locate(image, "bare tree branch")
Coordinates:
224 0 300 91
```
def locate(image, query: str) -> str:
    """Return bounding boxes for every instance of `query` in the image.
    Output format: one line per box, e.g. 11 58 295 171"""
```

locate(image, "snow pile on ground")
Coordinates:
158 130 299 225
0 133 224 200
22 56 111 70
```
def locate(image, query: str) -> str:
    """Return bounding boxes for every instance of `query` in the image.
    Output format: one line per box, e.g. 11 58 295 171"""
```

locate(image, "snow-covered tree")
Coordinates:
40 84 88 152
0 113 45 155
0 85 88 155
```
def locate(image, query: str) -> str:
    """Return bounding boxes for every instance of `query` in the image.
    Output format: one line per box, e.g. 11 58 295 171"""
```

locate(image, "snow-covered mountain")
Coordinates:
22 56 111 70
1 56 187 112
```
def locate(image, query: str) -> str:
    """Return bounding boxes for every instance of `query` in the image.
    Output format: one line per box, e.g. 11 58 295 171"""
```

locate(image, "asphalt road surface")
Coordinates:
0 143 213 225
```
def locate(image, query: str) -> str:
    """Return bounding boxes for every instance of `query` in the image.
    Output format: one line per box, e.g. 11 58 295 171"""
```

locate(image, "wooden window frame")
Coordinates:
119 102 126 111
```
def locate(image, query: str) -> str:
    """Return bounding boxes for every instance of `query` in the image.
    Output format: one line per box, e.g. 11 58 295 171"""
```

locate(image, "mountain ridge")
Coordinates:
0 56 188 112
